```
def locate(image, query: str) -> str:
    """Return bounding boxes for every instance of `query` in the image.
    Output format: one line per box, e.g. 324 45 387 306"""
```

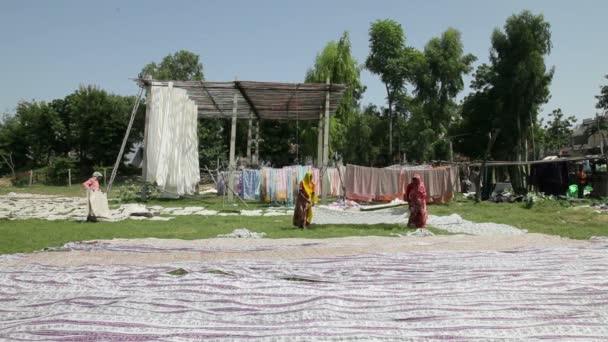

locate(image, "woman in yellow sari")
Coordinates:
293 171 318 228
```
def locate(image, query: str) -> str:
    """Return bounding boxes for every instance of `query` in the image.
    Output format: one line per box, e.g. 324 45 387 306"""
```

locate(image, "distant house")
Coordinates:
561 114 607 157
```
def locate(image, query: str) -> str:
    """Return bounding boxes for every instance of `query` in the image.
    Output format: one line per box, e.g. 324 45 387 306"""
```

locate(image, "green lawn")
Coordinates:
429 198 608 240
0 215 436 255
0 184 92 197
1 185 607 255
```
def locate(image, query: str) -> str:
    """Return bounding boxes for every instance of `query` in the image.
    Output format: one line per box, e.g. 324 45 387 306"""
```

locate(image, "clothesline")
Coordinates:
344 164 460 203
216 165 345 205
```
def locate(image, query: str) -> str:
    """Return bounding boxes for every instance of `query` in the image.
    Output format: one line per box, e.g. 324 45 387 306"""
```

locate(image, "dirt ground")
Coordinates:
4 233 588 267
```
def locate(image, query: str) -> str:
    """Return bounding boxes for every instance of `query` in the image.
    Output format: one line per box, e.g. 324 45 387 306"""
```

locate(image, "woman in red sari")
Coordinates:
405 174 427 228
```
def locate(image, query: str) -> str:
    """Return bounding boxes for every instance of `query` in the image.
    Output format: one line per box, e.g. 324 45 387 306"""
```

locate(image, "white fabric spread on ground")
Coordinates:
1 193 523 236
428 213 527 236
86 189 110 218
1 242 607 341
145 83 200 196
314 206 526 236
216 228 267 239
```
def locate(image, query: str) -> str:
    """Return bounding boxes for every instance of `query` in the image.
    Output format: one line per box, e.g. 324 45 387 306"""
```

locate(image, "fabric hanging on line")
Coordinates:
242 169 261 200
376 168 403 202
344 164 458 203
327 166 346 197
144 83 200 196
344 164 377 202
215 166 322 204
529 162 570 196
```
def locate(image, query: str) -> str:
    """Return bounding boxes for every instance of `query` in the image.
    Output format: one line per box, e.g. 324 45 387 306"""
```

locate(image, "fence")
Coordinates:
10 167 137 188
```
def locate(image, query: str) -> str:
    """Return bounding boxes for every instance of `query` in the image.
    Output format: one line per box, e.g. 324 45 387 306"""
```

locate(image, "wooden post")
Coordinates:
254 119 260 165
317 107 323 168
29 170 33 186
476 129 500 203
228 78 238 201
142 84 151 180
107 86 144 194
321 78 330 200
246 110 252 162
68 169 71 187
449 140 454 163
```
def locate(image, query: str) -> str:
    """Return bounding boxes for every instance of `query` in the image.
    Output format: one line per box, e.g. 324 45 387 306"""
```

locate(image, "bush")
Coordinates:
47 157 77 185
117 181 158 203
11 177 29 187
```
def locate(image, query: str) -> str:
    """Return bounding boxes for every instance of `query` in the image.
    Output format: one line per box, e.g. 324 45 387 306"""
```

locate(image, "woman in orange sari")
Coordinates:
293 172 318 228
405 174 428 228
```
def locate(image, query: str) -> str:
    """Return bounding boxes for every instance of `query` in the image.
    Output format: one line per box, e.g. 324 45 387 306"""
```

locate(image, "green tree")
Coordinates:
13 101 65 166
305 31 365 162
596 75 608 113
457 11 554 195
65 85 144 173
413 28 476 160
140 50 204 81
0 114 29 175
541 108 577 153
365 19 419 158
490 10 554 194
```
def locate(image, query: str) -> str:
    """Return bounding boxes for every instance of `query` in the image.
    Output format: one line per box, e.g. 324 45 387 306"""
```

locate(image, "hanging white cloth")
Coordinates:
145 83 200 196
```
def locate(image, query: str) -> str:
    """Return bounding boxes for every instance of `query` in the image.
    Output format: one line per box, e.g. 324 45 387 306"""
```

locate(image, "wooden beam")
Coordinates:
254 119 260 165
285 83 300 113
317 107 323 168
322 77 330 200
200 81 227 117
228 79 238 201
247 110 252 161
142 86 151 181
234 81 261 120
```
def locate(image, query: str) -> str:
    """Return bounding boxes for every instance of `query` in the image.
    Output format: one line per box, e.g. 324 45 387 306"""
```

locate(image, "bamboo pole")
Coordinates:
107 86 144 194
29 170 33 186
254 119 260 165
317 107 323 168
246 110 252 161
228 77 238 201
321 77 330 201
68 169 71 187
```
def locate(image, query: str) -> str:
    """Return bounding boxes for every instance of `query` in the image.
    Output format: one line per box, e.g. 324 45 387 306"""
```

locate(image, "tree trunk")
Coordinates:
476 129 500 203
388 103 393 159
385 84 393 160
529 113 536 160
508 165 528 195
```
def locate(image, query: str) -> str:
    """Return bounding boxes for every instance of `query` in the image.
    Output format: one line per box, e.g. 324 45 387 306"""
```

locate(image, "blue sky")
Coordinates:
1 0 606 121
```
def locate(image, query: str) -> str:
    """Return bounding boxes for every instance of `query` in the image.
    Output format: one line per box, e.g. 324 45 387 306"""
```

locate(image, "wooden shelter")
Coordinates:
136 78 347 200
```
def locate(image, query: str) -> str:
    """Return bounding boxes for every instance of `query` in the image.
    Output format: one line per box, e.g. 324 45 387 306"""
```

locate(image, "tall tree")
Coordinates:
457 11 553 195
305 31 365 160
490 10 554 194
413 28 476 160
542 108 577 153
365 19 419 159
140 50 204 81
65 86 144 172
0 114 29 174
596 75 608 113
13 101 65 166
592 75 608 155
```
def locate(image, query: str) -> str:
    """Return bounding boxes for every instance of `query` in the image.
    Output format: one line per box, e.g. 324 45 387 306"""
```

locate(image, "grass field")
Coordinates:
1 184 607 254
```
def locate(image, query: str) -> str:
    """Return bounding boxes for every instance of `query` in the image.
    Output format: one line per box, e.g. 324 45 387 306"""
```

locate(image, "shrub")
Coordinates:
47 157 77 185
117 181 158 203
